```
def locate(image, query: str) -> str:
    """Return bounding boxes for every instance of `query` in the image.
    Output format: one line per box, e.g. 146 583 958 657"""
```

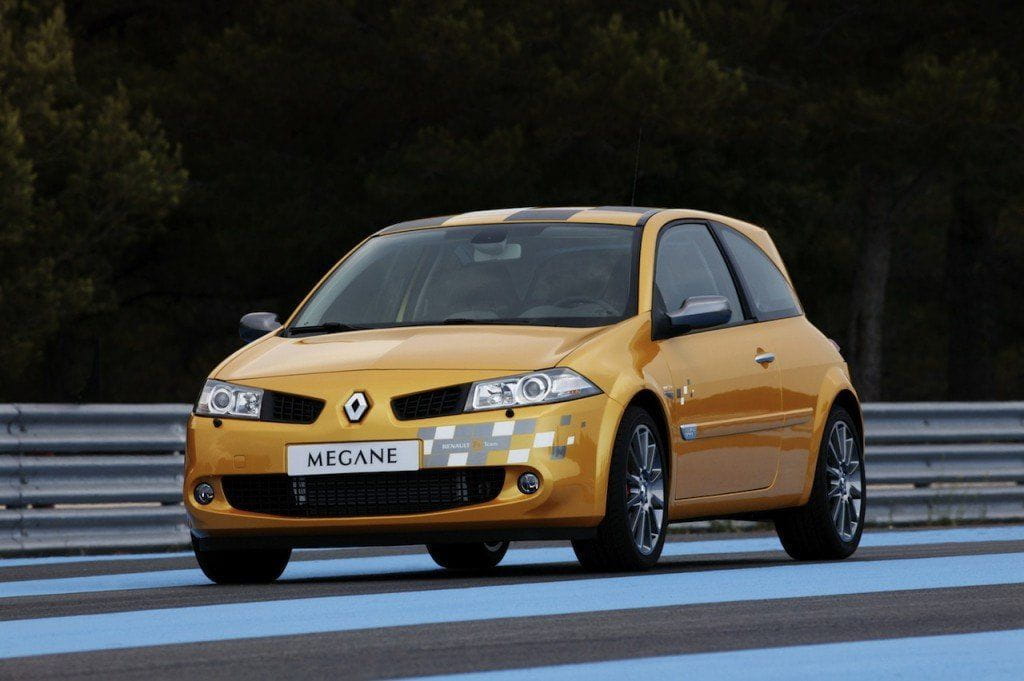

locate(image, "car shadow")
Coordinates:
272 553 793 588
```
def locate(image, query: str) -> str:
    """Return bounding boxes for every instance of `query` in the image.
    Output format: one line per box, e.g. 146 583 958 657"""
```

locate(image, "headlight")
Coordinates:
465 368 601 412
194 379 264 419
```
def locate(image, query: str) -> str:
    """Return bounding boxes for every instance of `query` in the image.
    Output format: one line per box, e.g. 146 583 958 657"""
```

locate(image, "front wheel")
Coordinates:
192 536 291 584
426 541 510 570
572 406 667 571
774 406 865 560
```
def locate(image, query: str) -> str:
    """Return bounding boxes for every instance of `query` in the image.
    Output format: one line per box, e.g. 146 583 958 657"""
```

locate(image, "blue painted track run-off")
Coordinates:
1 550 1022 659
4 525 1024 599
407 628 1024 681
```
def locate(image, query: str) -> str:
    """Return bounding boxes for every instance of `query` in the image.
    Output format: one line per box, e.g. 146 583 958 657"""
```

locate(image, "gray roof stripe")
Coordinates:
593 205 657 214
376 215 454 235
636 208 662 226
504 208 585 221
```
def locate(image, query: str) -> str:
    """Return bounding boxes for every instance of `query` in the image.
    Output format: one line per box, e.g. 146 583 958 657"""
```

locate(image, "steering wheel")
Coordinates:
552 295 618 316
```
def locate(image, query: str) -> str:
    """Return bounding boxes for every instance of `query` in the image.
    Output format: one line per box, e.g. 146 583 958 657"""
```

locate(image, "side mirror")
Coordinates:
667 295 731 334
240 312 281 343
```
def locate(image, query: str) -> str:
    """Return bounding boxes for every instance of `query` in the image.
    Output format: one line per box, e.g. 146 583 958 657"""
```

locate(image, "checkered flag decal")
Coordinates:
418 415 575 467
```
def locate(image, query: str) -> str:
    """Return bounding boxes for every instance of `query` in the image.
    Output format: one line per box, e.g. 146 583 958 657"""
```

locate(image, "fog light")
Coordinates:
193 482 215 505
517 472 540 495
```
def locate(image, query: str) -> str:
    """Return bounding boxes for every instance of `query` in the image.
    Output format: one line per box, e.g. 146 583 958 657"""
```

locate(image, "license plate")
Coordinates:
287 440 420 476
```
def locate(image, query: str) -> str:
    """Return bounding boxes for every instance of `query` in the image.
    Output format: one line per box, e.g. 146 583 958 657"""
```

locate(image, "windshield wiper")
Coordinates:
287 321 366 336
440 317 539 326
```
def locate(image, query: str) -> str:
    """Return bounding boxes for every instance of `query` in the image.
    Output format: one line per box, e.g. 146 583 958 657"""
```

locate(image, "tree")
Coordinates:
0 0 186 399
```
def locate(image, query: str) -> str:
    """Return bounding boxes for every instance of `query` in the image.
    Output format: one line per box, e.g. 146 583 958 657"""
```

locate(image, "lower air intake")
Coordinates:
221 468 505 518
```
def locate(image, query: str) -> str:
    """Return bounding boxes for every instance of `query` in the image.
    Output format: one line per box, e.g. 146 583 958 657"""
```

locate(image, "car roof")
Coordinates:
375 206 658 234
375 206 768 240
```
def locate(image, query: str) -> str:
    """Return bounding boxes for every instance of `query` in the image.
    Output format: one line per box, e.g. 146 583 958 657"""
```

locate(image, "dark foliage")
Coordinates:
2 0 1022 401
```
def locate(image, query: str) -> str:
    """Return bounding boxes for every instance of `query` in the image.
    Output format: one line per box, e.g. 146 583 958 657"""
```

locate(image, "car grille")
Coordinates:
221 468 505 518
391 384 469 420
261 392 324 424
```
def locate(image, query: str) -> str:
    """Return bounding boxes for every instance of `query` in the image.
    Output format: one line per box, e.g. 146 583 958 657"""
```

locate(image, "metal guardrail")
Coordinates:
864 402 1024 525
1 402 1022 555
1 405 192 554
0 507 188 555
0 404 190 453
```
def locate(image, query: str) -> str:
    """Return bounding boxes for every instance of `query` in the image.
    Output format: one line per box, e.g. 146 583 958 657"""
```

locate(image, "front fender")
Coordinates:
559 316 675 514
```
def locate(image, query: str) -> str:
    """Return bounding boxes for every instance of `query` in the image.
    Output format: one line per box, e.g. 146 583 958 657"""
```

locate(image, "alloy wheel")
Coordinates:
626 424 665 554
825 420 863 541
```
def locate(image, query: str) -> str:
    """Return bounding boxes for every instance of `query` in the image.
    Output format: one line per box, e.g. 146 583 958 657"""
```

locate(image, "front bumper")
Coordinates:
185 370 623 546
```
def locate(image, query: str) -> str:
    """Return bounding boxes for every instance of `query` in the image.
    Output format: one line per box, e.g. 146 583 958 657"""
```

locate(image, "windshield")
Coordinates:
288 223 640 332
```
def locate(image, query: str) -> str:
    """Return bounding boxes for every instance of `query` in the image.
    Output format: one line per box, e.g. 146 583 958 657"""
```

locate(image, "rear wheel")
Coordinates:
192 536 291 584
426 541 510 570
572 407 667 571
774 406 865 560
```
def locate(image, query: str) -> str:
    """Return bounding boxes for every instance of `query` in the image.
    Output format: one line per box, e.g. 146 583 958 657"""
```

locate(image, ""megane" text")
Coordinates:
306 447 399 467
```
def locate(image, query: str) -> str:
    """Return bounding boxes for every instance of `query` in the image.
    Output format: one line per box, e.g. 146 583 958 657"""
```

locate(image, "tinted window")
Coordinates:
718 227 800 319
654 223 742 325
290 223 639 330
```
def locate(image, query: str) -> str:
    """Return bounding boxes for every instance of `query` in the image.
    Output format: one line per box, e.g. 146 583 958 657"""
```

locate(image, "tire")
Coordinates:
426 541 510 570
572 406 667 572
192 536 291 584
774 406 866 561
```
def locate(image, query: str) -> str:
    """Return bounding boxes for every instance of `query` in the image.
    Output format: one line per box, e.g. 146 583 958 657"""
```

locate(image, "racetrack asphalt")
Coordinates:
1 525 1022 680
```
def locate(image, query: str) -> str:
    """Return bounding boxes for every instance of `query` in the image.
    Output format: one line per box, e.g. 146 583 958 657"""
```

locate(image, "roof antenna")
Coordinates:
630 125 643 206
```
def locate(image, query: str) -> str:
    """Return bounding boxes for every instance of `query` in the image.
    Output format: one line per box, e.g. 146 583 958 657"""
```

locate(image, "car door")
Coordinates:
653 222 784 499
714 223 814 455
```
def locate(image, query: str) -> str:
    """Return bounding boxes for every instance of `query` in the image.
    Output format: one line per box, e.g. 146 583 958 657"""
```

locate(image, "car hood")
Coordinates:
215 325 611 380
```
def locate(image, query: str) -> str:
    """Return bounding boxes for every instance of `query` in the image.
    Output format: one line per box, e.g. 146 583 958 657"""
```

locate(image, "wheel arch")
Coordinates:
830 389 864 452
624 389 673 492
797 369 862 504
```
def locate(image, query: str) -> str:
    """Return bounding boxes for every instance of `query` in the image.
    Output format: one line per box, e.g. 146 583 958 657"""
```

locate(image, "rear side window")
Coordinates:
718 227 801 319
654 223 742 325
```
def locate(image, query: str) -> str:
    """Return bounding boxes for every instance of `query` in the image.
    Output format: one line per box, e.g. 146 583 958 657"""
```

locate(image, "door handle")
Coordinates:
754 352 775 365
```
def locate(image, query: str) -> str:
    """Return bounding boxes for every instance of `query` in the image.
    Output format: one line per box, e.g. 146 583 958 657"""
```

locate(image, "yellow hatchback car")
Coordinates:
185 206 864 583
